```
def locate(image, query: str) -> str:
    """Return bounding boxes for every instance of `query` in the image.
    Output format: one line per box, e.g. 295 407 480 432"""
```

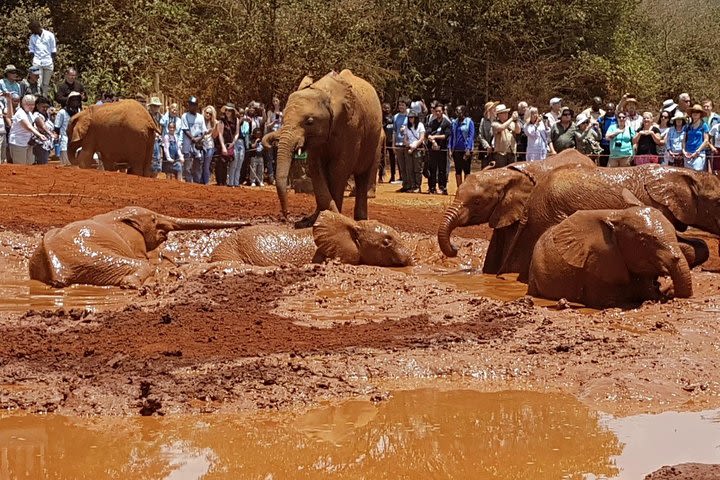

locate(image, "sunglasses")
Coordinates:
561 112 571 117
618 116 626 119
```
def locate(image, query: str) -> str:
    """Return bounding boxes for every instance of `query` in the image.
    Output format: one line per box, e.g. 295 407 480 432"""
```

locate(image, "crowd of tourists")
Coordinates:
385 93 720 195
2 21 719 194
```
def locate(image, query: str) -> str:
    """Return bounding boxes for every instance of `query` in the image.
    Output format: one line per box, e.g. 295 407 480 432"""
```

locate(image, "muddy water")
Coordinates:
425 270 597 313
1 389 718 479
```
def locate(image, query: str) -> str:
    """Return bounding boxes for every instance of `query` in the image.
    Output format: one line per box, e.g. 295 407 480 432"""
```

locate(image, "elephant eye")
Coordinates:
305 117 314 125
382 237 392 248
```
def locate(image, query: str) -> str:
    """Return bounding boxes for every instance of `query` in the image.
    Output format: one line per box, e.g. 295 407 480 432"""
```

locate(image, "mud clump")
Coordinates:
645 463 720 479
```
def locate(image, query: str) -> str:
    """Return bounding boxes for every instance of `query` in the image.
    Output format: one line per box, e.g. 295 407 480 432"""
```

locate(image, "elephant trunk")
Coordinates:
438 201 469 257
276 128 304 218
668 247 693 298
167 217 250 231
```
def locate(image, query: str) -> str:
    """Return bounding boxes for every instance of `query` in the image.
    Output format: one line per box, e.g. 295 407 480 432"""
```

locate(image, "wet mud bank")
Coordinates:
1 165 720 420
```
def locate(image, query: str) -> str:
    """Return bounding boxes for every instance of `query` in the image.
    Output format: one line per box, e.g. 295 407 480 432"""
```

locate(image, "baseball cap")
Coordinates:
28 66 41 75
188 96 198 105
550 97 562 106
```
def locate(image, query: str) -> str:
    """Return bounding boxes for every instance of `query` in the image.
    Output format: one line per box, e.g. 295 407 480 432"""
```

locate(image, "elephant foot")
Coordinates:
295 213 319 229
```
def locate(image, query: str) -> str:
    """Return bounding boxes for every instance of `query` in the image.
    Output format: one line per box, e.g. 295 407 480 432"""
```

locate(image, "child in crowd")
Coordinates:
162 122 183 180
249 127 265 186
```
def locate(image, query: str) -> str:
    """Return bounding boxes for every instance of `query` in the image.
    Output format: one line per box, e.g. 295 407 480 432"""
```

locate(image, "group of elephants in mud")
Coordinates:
39 69 720 309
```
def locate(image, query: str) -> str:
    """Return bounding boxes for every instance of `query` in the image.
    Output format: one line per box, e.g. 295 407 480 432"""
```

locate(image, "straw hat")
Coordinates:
495 104 511 114
149 96 162 107
624 96 638 106
662 99 677 112
670 111 686 123
4 65 18 75
688 104 705 115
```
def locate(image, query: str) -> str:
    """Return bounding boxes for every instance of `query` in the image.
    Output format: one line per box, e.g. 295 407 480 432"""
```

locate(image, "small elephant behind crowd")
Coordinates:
30 207 249 288
210 210 413 268
527 192 693 309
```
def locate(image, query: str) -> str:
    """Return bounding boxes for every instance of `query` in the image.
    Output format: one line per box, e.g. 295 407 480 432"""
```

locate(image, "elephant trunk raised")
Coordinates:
668 246 693 298
438 201 470 258
275 128 304 217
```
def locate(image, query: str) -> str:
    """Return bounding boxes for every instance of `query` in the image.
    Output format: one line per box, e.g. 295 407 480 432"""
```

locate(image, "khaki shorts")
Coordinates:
608 156 632 167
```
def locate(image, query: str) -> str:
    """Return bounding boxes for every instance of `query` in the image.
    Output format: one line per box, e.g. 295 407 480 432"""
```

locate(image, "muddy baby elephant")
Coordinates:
30 207 249 288
211 211 413 267
527 204 693 309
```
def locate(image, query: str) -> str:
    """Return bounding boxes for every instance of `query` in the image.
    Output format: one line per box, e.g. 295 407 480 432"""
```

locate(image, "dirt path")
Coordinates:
1 164 719 418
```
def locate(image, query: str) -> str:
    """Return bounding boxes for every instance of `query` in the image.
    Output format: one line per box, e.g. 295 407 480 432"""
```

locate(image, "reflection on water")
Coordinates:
8 389 713 479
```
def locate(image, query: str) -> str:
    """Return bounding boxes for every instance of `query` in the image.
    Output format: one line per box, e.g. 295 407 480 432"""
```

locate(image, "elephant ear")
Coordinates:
312 211 361 264
551 212 613 269
645 172 698 225
69 109 92 143
488 173 535 229
326 75 358 126
297 75 314 90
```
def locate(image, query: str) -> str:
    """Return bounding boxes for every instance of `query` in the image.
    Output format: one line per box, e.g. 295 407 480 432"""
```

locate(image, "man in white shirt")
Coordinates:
544 97 562 130
28 20 57 97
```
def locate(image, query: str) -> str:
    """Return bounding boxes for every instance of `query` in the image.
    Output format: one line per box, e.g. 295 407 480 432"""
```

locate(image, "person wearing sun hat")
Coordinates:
549 106 577 155
682 103 711 171
491 103 521 167
619 93 642 131
20 66 41 97
665 110 687 166
0 65 21 97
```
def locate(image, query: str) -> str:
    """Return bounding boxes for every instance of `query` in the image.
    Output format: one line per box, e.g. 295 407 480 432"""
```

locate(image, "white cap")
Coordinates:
549 97 562 106
575 113 589 126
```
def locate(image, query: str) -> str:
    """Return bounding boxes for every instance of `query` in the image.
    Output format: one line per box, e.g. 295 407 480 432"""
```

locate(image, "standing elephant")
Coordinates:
496 164 716 281
438 150 596 273
273 70 383 227
67 99 159 176
211 211 413 267
30 207 249 288
528 204 693 308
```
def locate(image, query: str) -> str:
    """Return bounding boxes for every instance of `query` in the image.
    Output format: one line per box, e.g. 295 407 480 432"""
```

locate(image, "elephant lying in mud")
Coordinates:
211 211 413 267
30 207 249 288
528 201 693 308
438 150 596 272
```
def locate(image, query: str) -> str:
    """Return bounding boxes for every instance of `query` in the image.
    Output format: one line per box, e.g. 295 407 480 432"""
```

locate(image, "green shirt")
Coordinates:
607 124 635 158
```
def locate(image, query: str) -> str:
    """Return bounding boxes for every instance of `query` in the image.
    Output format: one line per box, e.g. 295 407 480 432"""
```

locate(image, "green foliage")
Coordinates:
0 0 717 111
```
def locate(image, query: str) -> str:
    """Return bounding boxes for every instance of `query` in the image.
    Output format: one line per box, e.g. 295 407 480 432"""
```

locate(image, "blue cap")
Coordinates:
29 66 41 74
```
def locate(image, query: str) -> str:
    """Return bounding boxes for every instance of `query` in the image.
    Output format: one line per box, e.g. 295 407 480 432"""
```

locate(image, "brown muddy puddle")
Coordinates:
1 389 719 479
424 270 598 313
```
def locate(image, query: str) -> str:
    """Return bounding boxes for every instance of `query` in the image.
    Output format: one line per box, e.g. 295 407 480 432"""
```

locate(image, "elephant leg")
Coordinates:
296 161 338 228
76 146 95 169
352 169 372 221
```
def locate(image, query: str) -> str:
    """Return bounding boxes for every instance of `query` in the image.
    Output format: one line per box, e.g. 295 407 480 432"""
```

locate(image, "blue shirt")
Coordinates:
0 79 21 96
597 115 618 147
392 113 407 146
450 117 475 151
685 122 709 154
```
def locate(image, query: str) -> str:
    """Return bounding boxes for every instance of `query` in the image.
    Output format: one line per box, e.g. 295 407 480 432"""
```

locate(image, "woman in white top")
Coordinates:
200 105 222 184
8 94 47 165
523 107 548 161
403 110 426 193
